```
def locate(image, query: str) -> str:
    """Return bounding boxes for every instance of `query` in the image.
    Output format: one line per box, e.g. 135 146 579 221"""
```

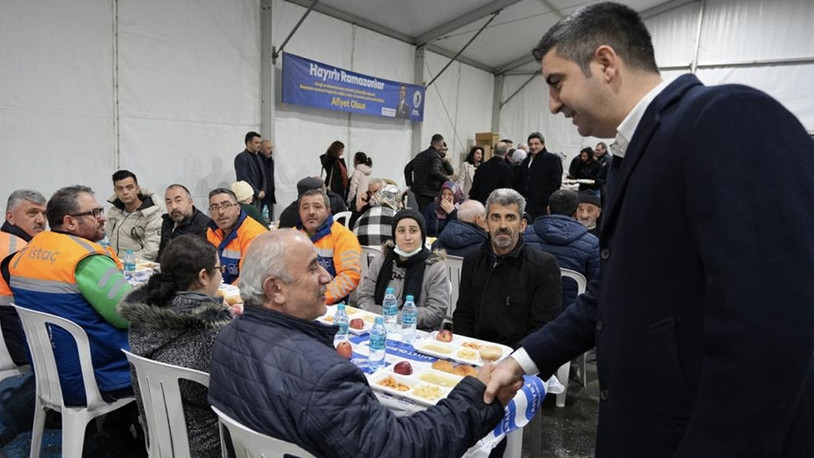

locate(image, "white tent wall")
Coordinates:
422 51 495 168
117 0 261 206
270 0 415 209
499 0 814 170
0 0 116 207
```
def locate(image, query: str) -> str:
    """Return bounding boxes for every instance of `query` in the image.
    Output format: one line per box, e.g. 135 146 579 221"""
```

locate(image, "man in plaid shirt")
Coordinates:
352 182 402 247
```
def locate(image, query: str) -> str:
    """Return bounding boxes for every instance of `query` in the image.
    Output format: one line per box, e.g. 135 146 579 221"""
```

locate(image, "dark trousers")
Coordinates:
416 194 434 214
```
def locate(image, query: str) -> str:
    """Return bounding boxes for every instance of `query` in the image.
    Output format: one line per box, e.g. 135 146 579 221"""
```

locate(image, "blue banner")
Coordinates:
282 52 425 122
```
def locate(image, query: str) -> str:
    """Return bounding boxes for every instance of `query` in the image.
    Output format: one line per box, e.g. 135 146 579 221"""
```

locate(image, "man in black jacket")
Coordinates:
233 131 266 209
469 141 514 203
208 230 521 458
516 132 563 219
259 139 276 217
159 184 212 257
453 188 562 349
404 134 448 213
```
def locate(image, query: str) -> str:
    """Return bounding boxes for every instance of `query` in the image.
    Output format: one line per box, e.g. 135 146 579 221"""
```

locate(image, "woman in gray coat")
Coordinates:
357 209 450 331
118 234 232 457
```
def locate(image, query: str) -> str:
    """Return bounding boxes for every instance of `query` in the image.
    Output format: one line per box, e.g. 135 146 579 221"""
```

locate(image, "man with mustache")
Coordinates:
158 184 212 257
296 189 361 305
206 188 267 285
208 229 520 458
454 188 562 349
1 189 47 364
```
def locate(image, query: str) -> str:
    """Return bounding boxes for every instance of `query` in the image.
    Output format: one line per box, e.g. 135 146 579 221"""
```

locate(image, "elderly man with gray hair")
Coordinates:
469 142 515 204
432 199 488 257
208 229 521 458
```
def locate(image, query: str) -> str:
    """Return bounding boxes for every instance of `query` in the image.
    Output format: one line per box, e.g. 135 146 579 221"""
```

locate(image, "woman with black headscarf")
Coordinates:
357 209 450 331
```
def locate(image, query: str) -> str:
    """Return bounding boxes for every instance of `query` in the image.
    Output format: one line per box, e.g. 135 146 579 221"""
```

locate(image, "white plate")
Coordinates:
413 333 512 366
317 305 377 334
369 369 453 406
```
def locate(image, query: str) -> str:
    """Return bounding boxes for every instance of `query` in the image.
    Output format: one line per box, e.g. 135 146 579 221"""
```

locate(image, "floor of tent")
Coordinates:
0 357 599 458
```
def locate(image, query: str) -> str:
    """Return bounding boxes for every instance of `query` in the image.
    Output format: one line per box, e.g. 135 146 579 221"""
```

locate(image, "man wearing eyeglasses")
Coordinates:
206 188 267 285
7 185 134 406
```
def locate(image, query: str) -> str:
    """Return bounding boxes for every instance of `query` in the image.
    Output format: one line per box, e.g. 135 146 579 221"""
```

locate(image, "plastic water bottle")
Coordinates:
123 250 136 281
262 205 270 224
333 302 349 344
369 316 387 371
382 287 399 334
401 295 418 344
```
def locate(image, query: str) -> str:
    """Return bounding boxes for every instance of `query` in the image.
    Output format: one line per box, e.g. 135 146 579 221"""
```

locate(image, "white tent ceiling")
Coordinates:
283 0 693 74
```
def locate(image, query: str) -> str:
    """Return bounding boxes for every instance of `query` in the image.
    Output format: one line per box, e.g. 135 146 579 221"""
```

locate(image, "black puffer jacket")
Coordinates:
118 289 232 458
208 305 504 458
404 147 447 198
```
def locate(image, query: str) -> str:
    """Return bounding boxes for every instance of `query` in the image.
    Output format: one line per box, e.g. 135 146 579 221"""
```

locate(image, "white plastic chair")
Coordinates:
0 313 30 382
554 268 588 407
333 211 352 228
444 255 464 323
12 304 136 458
212 405 316 458
123 350 210 458
349 245 380 305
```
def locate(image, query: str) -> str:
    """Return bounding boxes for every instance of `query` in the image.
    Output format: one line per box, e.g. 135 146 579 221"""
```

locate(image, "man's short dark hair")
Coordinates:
112 170 137 184
532 2 658 76
548 190 579 216
298 189 330 209
47 185 93 228
431 134 444 144
208 188 238 203
245 131 261 145
528 132 545 144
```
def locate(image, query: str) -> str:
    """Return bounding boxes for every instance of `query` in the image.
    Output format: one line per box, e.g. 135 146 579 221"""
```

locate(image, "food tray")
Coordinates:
369 368 455 406
413 333 512 366
317 305 377 335
217 284 243 306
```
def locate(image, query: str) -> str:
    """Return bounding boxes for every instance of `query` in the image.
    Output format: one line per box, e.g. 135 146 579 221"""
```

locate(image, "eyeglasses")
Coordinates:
213 265 227 274
209 203 237 212
70 207 105 219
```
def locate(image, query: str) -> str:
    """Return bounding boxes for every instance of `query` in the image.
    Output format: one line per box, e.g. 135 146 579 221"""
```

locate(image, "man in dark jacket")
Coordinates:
233 131 266 209
525 189 598 311
208 230 519 458
485 3 814 456
159 184 212 257
515 132 563 220
278 177 347 229
453 188 561 349
404 134 448 213
432 199 488 257
259 139 276 217
469 141 514 204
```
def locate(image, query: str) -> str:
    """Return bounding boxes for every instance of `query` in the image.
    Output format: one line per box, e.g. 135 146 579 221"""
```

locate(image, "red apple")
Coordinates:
436 330 453 342
350 318 365 330
393 361 413 376
336 341 352 359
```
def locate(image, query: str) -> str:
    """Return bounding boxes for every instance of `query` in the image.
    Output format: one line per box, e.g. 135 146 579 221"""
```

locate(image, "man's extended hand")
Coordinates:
478 362 524 406
483 357 525 404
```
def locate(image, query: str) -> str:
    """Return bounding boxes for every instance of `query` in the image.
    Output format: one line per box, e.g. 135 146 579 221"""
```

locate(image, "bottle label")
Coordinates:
402 312 416 326
370 334 386 350
337 323 348 335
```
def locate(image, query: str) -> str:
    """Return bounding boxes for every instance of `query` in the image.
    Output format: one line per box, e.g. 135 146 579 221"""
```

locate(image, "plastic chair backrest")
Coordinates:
12 305 108 411
560 268 587 295
0 314 29 382
211 406 317 458
123 350 210 458
333 211 352 228
445 255 464 321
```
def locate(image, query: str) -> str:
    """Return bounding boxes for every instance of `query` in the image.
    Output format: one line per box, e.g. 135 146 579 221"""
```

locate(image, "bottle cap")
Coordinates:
386 287 395 294
337 303 346 310
406 295 414 302
374 316 384 324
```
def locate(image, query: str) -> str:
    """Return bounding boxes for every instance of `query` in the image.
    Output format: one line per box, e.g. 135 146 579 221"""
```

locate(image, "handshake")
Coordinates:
475 357 526 406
